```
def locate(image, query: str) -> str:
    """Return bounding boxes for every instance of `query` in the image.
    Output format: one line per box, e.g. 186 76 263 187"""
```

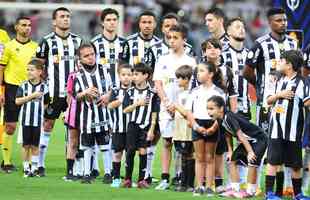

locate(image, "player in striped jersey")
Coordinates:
91 7 126 183
36 7 82 176
0 17 38 173
122 10 160 68
265 50 310 200
15 59 49 177
91 8 127 87
122 63 160 188
108 63 132 188
74 44 112 184
146 13 195 64
243 8 298 196
205 7 229 49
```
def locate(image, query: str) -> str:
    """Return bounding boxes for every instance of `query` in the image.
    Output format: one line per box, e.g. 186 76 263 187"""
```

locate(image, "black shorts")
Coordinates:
267 138 302 169
80 131 110 150
4 83 20 122
44 97 68 120
126 122 148 151
216 125 228 155
174 140 194 155
22 126 41 147
232 134 267 167
112 132 126 153
192 119 219 142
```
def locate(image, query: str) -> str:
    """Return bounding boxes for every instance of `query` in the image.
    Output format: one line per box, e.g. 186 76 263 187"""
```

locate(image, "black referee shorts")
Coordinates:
4 83 20 122
22 126 41 147
80 131 110 150
44 97 67 120
267 138 302 169
126 122 148 151
112 132 126 153
232 134 267 167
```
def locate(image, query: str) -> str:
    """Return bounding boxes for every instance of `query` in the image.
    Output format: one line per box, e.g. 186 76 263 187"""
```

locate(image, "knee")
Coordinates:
5 124 16 135
205 153 215 164
195 153 206 163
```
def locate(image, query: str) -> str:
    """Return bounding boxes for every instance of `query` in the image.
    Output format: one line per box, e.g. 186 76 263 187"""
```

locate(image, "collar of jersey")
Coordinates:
102 33 118 42
228 43 244 53
15 38 31 45
269 33 287 43
138 32 153 41
54 32 70 40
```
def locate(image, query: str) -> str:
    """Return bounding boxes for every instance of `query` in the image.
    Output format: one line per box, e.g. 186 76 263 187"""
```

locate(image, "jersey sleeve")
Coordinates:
185 89 194 111
0 43 10 66
123 89 133 108
151 92 160 113
224 112 241 136
245 41 263 69
110 88 118 102
15 86 24 98
152 59 163 81
36 38 49 60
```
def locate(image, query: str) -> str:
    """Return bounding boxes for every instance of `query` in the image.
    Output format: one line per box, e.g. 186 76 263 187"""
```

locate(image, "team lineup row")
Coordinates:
0 5 310 200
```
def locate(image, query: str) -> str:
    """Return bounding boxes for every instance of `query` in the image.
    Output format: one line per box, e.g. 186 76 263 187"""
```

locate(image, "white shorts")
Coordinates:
159 119 174 138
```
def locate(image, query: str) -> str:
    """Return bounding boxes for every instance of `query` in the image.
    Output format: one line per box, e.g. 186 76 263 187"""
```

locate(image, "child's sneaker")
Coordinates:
123 179 132 188
193 186 205 196
283 187 294 197
155 180 169 190
294 193 310 200
265 192 282 200
111 178 122 188
233 190 253 198
23 170 30 178
137 180 150 189
220 189 235 197
205 187 215 197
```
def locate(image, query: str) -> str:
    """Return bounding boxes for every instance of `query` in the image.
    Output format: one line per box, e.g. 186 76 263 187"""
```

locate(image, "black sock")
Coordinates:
112 161 121 179
266 175 276 194
275 171 284 197
125 151 135 180
181 157 187 187
292 178 302 196
66 159 74 175
138 154 147 181
215 177 223 188
161 173 170 182
187 159 195 188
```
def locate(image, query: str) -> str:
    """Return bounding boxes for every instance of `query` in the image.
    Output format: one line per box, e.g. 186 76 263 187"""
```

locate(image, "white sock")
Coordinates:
23 161 30 171
247 183 257 195
31 155 39 173
174 150 182 177
231 182 240 192
303 149 310 188
92 146 100 171
38 131 51 168
238 165 248 185
284 167 292 188
73 158 84 176
256 160 264 189
84 148 92 176
103 149 112 174
145 145 156 178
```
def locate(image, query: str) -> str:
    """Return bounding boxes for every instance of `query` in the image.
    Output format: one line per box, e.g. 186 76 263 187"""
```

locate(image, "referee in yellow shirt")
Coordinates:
0 17 38 173
0 29 10 145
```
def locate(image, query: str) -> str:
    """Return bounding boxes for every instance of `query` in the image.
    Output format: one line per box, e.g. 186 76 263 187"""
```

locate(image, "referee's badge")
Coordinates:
247 51 254 59
53 55 60 63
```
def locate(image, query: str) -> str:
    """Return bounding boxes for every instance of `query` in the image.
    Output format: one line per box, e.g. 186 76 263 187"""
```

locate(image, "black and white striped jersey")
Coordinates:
122 32 160 68
123 85 160 129
222 45 250 115
16 81 49 127
303 43 310 69
109 86 129 133
268 74 310 142
91 34 127 87
36 32 82 98
74 64 112 134
245 33 297 107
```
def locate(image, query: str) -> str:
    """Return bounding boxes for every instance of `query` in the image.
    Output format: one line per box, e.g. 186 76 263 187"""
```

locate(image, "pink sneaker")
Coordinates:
123 179 132 188
220 189 235 197
232 190 253 198
137 180 150 189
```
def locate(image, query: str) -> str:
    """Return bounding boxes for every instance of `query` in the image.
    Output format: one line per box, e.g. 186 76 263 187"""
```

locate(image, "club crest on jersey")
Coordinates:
100 58 108 65
53 55 60 63
287 0 300 11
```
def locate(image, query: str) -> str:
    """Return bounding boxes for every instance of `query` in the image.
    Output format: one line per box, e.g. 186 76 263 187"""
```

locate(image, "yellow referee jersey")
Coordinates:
0 29 10 44
0 39 38 86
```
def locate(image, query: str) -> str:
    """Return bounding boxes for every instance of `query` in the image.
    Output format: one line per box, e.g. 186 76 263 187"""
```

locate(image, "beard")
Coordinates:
82 63 95 71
